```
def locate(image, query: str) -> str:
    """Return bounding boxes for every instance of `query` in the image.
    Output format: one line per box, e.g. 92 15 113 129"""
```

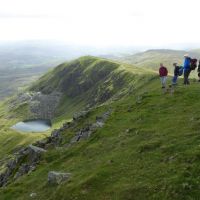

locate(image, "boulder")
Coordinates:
30 193 37 198
14 164 29 180
51 129 61 138
6 159 17 171
62 122 71 129
73 111 89 121
34 139 49 148
92 121 104 128
70 135 80 144
50 130 62 146
48 171 71 185
28 145 46 163
28 145 46 154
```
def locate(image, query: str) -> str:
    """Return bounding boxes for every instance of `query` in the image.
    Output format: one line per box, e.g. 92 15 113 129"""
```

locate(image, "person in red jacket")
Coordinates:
159 63 168 89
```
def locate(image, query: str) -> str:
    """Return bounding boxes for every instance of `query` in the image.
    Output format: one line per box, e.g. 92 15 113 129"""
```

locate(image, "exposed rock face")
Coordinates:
28 145 47 163
35 127 65 149
9 91 62 120
9 93 32 109
48 171 71 185
0 145 46 187
50 130 63 146
73 110 89 121
29 145 47 153
70 109 111 144
14 164 36 180
29 91 62 119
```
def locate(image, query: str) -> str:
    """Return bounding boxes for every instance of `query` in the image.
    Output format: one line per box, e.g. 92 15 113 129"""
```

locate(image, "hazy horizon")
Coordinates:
0 0 200 49
0 39 199 52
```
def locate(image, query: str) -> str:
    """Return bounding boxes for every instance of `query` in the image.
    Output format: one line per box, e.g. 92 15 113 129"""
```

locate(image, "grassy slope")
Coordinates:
1 74 200 199
120 50 186 70
0 101 49 160
119 49 200 77
0 56 153 158
30 56 155 124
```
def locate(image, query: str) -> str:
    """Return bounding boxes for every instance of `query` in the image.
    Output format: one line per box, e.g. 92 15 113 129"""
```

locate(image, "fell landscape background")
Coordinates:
1 0 200 199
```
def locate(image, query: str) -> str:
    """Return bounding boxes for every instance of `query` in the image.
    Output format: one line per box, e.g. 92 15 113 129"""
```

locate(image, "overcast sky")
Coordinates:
0 0 199 48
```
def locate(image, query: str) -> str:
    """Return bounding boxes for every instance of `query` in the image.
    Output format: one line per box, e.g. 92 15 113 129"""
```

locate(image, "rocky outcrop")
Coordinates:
34 123 68 149
0 145 46 187
48 171 71 185
0 109 111 187
9 91 62 120
29 91 62 119
70 109 111 144
9 93 32 109
73 110 89 121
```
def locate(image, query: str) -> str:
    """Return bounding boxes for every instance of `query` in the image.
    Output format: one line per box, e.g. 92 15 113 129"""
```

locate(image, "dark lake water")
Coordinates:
11 119 51 132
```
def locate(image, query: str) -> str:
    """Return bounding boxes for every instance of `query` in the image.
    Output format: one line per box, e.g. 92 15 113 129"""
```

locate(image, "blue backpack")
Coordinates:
178 67 184 76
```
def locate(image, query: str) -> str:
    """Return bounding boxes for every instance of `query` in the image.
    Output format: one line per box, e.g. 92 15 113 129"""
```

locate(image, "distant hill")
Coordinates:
0 41 141 100
0 41 140 70
29 56 154 119
0 41 75 100
118 49 200 75
0 41 80 69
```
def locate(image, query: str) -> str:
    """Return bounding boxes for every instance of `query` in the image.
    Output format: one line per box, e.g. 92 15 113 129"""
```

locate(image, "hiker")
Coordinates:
172 63 181 85
183 54 191 85
159 63 168 89
198 60 200 82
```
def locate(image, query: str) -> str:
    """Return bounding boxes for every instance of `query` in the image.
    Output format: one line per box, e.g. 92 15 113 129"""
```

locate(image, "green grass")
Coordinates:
1 78 200 199
119 49 200 78
0 101 50 159
1 56 200 199
29 56 155 123
0 56 153 159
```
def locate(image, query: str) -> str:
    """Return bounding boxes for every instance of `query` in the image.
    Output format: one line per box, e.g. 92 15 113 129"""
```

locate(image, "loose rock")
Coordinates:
30 193 37 198
48 171 71 185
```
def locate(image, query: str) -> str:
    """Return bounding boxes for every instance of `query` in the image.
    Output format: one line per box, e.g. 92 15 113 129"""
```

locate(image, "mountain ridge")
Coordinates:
0 55 200 199
114 49 200 76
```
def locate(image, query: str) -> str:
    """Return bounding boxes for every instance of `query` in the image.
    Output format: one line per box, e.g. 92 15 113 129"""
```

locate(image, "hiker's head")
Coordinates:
184 54 189 58
173 63 177 67
160 63 163 67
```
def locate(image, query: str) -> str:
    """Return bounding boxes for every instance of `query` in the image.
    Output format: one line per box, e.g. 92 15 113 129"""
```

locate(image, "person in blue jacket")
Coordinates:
183 54 191 85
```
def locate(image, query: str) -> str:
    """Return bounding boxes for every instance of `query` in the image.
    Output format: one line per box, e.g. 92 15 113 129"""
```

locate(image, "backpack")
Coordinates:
178 66 184 76
190 58 198 70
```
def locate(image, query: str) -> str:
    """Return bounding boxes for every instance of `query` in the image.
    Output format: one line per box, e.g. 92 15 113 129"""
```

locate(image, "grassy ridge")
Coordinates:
119 49 200 78
0 56 154 158
1 56 200 199
30 56 155 122
1 78 200 199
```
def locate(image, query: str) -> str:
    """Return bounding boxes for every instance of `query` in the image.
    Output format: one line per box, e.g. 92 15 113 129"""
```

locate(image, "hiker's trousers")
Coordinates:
172 75 178 85
160 76 167 88
184 69 191 85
